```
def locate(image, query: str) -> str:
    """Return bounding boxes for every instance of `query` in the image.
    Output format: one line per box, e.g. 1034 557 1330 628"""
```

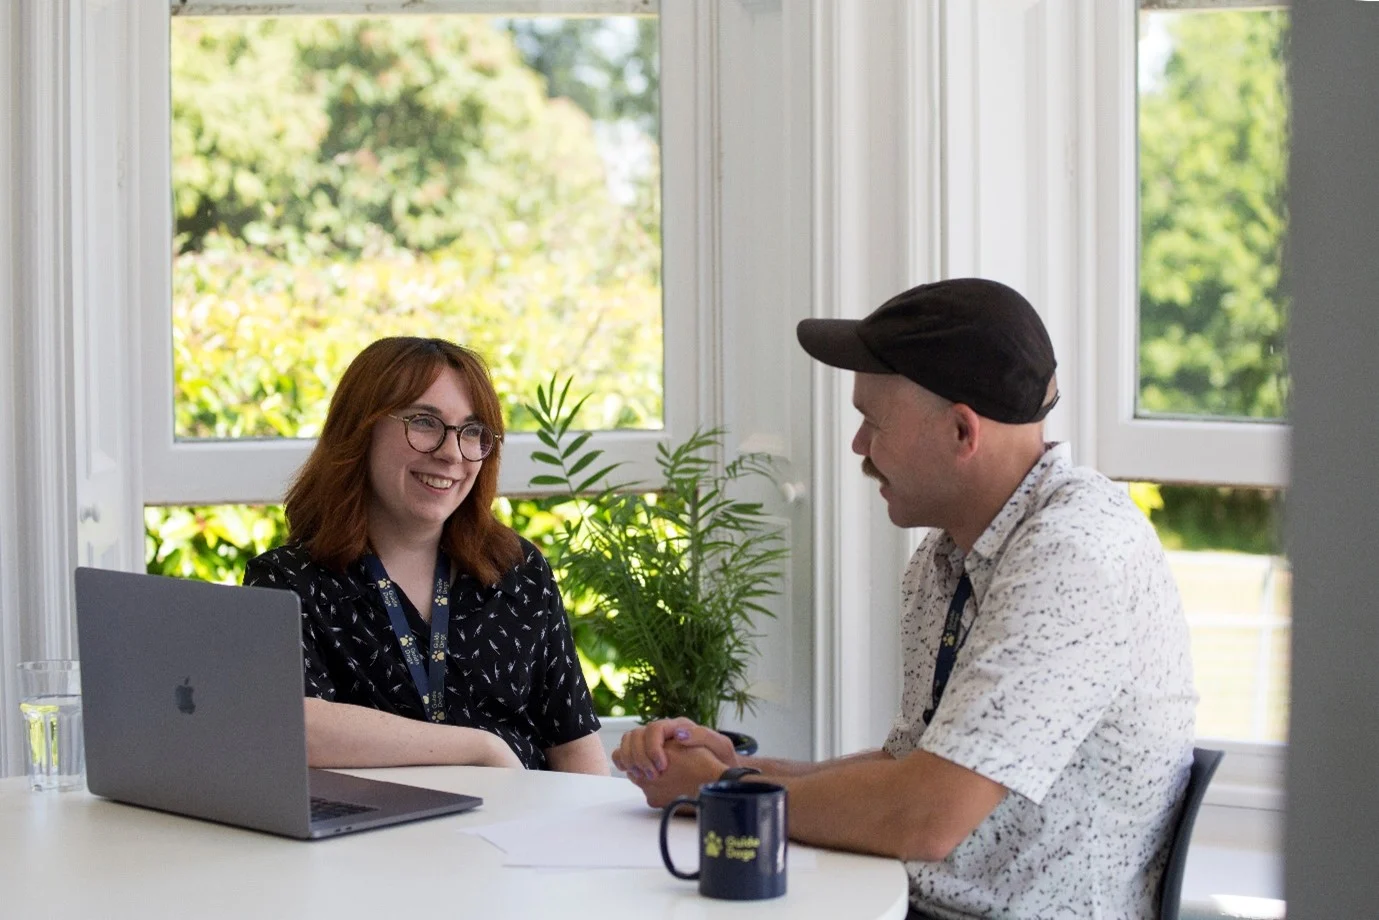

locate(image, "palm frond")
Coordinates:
524 375 789 728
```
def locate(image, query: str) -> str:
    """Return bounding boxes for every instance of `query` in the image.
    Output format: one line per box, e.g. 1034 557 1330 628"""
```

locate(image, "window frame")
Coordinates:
1094 0 1290 489
1093 0 1290 802
142 0 696 506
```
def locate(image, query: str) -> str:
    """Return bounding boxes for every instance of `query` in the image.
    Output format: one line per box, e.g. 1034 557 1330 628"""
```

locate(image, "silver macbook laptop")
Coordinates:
74 566 483 839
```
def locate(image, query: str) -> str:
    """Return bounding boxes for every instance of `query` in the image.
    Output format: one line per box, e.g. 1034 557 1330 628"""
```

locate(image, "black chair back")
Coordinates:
1159 747 1225 920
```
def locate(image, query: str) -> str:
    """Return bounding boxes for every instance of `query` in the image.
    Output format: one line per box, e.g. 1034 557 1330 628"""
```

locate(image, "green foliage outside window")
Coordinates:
1134 10 1289 554
170 16 663 440
1128 483 1283 557
1139 10 1289 421
506 18 659 135
172 242 662 439
146 505 288 586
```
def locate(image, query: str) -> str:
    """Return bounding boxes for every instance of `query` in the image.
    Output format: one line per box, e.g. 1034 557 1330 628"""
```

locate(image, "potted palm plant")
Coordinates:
526 377 788 753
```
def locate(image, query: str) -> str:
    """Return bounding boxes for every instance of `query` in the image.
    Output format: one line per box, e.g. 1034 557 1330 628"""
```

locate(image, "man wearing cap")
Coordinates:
613 278 1196 919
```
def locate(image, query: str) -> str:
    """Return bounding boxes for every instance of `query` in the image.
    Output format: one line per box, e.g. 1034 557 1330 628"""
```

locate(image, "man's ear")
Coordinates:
951 404 982 462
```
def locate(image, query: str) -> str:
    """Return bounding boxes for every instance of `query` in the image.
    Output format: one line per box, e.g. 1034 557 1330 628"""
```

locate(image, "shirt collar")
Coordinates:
938 441 1070 573
969 441 1069 563
484 563 528 600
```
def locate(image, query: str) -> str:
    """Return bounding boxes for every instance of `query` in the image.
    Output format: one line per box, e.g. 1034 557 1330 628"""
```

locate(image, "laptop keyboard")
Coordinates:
310 796 377 822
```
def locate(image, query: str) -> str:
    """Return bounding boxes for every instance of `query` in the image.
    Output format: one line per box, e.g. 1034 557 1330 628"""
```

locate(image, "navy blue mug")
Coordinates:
658 780 788 900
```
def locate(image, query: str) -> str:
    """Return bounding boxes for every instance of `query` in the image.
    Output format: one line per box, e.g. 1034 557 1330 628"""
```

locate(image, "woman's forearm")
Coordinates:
544 733 610 775
303 697 523 769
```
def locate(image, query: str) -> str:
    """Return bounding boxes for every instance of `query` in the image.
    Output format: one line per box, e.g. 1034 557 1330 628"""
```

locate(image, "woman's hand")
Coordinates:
625 740 729 808
612 717 738 781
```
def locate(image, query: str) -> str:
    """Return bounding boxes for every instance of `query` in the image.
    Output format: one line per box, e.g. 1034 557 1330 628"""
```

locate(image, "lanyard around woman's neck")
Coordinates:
361 549 451 723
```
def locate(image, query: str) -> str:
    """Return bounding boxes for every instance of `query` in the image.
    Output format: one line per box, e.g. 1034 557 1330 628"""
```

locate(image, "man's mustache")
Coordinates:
861 458 887 485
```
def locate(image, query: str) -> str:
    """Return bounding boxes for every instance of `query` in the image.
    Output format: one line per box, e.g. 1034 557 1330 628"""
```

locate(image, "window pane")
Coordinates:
170 15 662 441
1128 482 1288 743
1137 9 1289 420
144 501 629 716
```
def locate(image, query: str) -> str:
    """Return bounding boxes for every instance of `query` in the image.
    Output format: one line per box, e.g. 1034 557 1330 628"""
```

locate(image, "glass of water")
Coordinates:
17 660 84 791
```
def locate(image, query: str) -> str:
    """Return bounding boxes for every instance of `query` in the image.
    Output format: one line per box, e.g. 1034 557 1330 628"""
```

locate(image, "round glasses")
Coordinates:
388 413 497 461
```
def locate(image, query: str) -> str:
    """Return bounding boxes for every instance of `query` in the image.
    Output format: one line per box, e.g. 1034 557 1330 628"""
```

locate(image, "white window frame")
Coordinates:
1094 0 1289 488
142 0 701 506
6 0 830 775
1093 0 1289 821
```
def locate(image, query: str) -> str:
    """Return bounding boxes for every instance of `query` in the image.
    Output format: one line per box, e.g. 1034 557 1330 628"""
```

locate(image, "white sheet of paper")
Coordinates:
461 801 818 871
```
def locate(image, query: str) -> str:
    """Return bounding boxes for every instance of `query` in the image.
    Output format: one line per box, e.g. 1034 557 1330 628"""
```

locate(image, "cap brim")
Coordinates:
797 319 894 373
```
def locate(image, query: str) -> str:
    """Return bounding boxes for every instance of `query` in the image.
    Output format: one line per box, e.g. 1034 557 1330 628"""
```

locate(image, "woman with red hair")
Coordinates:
245 337 607 774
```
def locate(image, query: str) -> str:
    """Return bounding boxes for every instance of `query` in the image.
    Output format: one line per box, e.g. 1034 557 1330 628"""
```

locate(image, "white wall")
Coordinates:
1284 3 1379 916
806 0 921 759
714 0 821 759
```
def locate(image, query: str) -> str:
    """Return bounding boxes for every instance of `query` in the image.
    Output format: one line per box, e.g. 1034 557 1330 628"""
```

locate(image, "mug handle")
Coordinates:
659 795 701 880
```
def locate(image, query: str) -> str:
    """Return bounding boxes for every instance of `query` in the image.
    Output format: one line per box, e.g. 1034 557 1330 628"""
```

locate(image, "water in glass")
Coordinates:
20 693 85 791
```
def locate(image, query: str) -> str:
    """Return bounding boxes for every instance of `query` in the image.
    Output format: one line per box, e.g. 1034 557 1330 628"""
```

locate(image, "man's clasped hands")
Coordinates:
612 717 743 807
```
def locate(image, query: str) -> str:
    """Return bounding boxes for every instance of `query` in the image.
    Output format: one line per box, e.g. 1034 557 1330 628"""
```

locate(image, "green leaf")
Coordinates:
561 430 594 459
575 464 625 494
565 449 605 478
558 393 594 439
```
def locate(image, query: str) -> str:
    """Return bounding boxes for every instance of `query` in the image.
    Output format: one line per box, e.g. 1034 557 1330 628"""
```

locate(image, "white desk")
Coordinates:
2 766 910 920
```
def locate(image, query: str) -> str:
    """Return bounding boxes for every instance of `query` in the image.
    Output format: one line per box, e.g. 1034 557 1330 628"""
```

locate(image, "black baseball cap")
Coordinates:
796 278 1059 424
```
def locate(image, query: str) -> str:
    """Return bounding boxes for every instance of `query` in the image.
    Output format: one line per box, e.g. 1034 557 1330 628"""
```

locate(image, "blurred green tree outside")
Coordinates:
1140 10 1288 421
505 18 659 134
170 15 662 440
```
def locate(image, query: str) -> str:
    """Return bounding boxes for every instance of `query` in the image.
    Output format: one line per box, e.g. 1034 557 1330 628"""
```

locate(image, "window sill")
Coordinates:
1181 805 1284 920
1182 844 1284 919
1204 782 1284 812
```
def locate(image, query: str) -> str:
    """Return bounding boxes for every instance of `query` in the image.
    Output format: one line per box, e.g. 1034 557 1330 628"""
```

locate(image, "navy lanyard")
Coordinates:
362 550 451 723
922 573 973 726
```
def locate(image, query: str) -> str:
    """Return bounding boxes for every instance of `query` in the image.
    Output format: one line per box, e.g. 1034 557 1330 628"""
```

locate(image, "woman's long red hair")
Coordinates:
284 337 521 585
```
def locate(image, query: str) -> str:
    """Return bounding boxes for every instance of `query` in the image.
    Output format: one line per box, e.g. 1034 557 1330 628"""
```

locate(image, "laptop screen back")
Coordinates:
75 567 313 837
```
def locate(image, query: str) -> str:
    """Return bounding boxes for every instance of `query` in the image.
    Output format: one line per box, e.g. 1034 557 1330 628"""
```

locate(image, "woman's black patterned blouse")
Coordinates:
243 538 600 770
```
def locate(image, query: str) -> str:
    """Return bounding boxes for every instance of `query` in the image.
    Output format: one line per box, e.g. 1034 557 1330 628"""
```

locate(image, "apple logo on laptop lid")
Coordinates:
175 677 196 715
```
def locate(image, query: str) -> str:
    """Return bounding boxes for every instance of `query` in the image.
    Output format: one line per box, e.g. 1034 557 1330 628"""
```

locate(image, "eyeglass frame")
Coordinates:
386 413 500 461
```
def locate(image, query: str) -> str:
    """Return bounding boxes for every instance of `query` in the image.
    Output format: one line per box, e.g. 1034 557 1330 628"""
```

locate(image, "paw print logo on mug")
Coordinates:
703 830 723 858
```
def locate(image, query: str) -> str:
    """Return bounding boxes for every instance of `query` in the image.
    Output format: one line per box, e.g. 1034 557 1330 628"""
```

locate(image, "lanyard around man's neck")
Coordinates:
923 573 973 726
361 549 451 723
